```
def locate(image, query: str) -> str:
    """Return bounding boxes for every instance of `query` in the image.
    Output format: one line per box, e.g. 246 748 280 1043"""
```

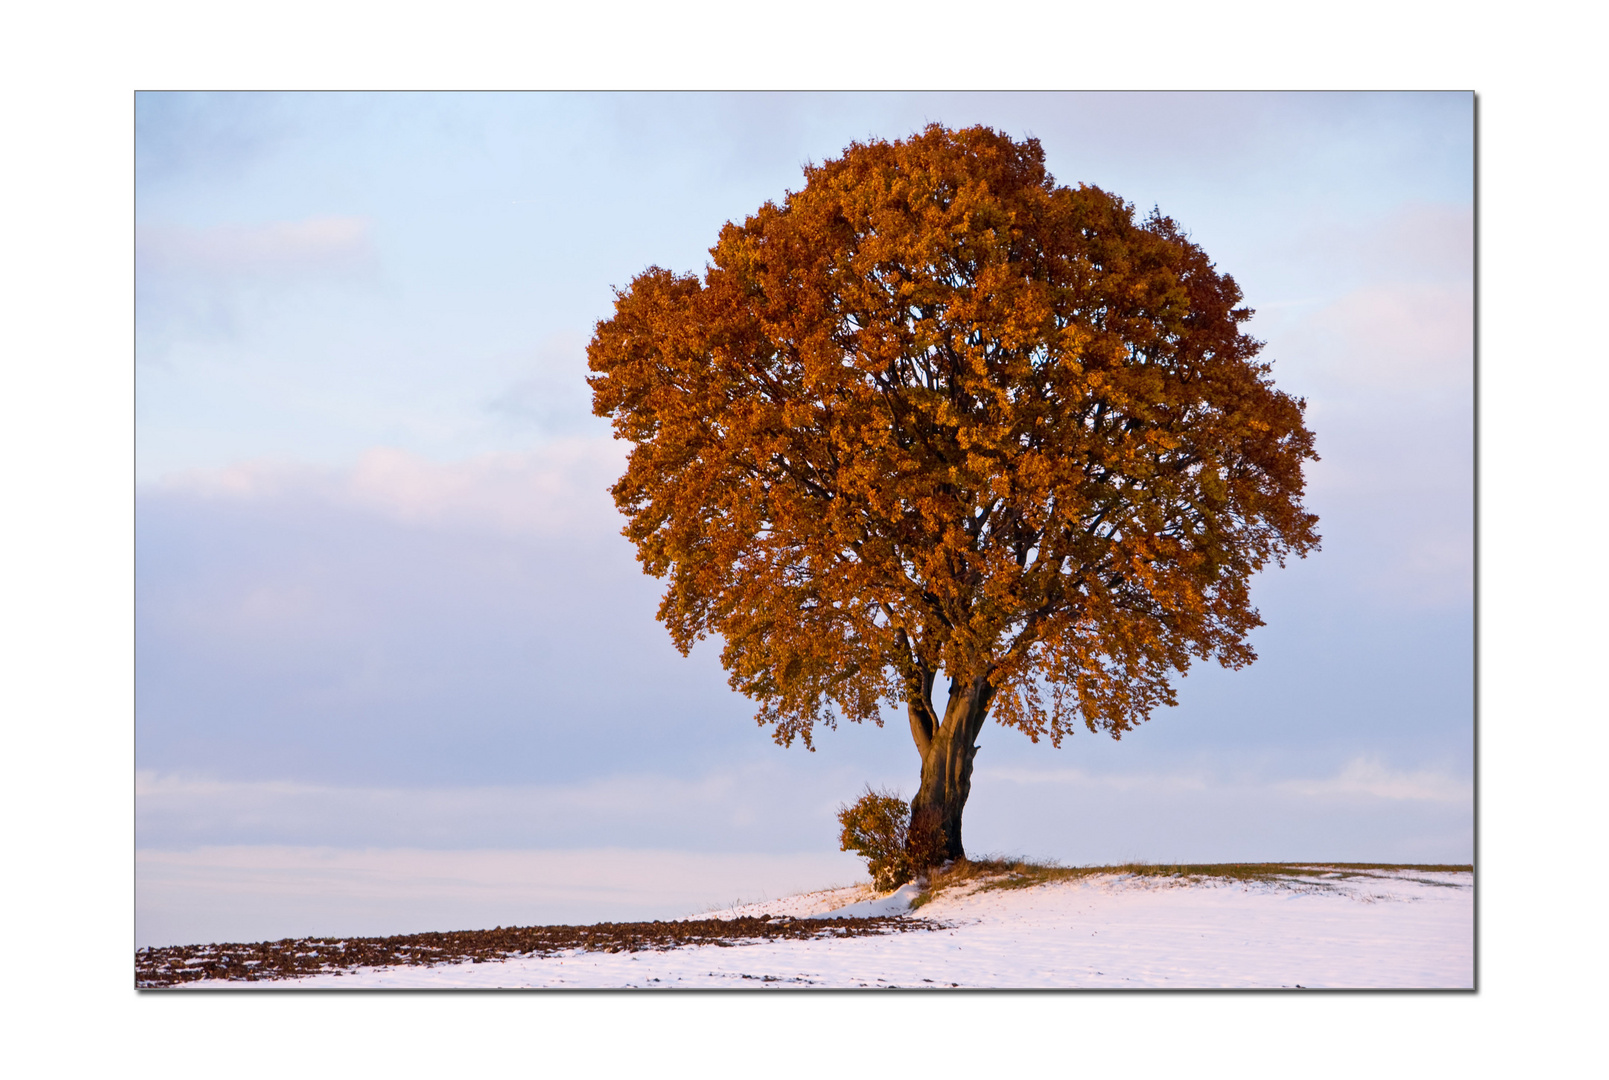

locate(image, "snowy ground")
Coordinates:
185 866 1472 989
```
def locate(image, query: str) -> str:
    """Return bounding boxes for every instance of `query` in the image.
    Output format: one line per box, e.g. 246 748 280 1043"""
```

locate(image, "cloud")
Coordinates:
960 759 1472 865
979 758 1469 804
1333 201 1474 284
134 751 1474 864
1370 532 1474 609
977 765 1212 793
1300 282 1473 393
135 216 379 357
1266 200 1473 295
1253 199 1473 399
133 763 879 852
1380 202 1473 280
1239 202 1473 613
486 332 597 436
1292 432 1471 612
137 216 375 277
138 442 766 788
137 442 734 788
1277 757 1472 804
149 440 627 540
134 747 1474 905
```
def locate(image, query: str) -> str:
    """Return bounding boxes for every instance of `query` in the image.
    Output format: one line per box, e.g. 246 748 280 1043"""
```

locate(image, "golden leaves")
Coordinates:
588 124 1318 750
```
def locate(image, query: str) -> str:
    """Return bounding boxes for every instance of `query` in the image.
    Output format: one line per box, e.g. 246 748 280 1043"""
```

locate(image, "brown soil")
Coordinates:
135 913 938 988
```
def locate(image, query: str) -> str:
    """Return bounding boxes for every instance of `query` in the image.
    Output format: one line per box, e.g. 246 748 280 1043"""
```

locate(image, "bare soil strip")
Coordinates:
135 914 939 988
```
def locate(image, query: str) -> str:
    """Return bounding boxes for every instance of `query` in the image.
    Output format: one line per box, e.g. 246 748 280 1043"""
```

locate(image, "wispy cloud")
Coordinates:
1277 757 1472 804
486 332 597 437
148 440 626 539
1301 282 1473 393
1351 201 1473 283
958 758 1472 866
1239 199 1473 615
135 216 380 360
139 753 1475 878
136 447 748 789
1257 199 1473 399
1268 200 1472 293
137 216 374 277
134 764 873 852
976 765 1212 793
979 757 1471 805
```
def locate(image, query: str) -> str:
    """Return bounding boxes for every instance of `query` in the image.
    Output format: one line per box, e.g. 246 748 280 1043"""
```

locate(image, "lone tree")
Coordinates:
588 125 1319 866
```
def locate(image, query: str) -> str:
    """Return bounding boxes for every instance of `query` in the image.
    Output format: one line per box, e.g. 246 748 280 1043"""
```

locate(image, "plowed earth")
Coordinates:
135 914 938 987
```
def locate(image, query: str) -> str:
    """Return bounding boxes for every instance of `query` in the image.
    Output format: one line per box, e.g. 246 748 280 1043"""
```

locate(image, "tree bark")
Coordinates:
908 674 994 865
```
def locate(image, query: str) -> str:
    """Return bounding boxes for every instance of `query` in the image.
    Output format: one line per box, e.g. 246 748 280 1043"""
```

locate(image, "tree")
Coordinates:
587 124 1319 866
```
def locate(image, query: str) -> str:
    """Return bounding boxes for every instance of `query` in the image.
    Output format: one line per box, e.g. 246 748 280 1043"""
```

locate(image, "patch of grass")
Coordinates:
910 858 1473 901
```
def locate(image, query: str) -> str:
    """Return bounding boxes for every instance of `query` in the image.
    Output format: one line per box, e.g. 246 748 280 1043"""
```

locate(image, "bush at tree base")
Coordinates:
837 786 948 891
837 787 911 890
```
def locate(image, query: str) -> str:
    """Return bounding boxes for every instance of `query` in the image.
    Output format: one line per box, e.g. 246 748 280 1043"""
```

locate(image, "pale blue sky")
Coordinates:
134 92 1473 940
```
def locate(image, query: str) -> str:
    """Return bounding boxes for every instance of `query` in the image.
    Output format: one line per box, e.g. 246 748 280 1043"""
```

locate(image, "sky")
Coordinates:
133 91 1474 946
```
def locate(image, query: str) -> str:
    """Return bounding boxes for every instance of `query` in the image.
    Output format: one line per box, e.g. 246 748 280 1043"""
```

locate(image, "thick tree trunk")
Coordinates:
908 674 994 866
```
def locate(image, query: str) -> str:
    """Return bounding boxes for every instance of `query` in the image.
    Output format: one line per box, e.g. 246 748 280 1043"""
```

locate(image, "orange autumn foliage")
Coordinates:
588 125 1319 859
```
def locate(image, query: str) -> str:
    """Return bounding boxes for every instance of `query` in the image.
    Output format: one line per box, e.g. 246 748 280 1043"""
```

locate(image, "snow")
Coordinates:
690 883 875 920
810 881 924 919
186 867 1472 989
695 880 925 921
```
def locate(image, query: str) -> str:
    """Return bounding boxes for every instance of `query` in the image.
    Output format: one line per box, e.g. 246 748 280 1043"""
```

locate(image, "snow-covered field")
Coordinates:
187 866 1472 989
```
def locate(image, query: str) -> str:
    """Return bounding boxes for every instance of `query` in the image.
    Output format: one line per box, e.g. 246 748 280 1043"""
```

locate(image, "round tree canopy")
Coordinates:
588 124 1319 753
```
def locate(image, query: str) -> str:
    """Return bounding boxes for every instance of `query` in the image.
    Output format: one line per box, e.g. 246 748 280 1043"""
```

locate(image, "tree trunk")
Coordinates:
908 674 994 866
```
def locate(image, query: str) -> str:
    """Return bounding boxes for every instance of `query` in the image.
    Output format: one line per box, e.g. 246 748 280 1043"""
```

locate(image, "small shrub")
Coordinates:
836 786 912 891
